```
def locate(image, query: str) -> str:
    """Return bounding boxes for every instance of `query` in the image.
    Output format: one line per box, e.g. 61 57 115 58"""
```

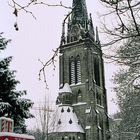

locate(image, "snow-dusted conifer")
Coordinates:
0 33 34 133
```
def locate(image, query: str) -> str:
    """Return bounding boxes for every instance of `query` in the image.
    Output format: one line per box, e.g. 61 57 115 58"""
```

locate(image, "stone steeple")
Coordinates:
48 1 110 140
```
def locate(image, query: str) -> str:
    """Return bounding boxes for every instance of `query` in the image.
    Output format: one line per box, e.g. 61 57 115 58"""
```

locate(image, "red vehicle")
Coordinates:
0 117 35 140
0 132 35 140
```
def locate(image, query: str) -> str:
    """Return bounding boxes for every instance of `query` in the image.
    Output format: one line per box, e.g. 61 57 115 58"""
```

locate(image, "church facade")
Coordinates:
48 0 110 140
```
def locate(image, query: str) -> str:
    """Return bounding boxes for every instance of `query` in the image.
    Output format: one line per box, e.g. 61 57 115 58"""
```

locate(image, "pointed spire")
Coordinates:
71 0 88 28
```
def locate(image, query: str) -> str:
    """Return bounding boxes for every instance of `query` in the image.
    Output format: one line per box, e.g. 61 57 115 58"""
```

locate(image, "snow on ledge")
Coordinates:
0 117 13 122
85 126 91 129
72 102 87 106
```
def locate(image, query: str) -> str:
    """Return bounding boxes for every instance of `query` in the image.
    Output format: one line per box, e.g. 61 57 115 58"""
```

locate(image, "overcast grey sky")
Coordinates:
0 0 119 128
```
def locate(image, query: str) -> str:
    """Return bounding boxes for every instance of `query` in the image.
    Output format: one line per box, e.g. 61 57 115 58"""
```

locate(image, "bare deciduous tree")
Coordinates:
33 95 55 140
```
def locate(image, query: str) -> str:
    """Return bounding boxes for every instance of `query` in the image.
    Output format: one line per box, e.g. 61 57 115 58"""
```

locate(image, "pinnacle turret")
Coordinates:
96 27 100 44
61 0 99 45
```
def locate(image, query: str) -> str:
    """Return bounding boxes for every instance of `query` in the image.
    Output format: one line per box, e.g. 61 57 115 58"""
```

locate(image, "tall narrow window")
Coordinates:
76 56 81 83
77 90 82 102
94 59 100 86
70 57 75 84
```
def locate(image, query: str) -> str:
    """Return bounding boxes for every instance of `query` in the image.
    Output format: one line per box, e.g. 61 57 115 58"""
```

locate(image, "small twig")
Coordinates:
34 1 72 9
9 0 36 19
38 3 77 86
126 0 140 35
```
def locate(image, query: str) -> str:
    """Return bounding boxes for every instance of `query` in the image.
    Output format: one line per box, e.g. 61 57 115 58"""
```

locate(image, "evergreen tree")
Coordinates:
113 36 140 139
0 33 34 133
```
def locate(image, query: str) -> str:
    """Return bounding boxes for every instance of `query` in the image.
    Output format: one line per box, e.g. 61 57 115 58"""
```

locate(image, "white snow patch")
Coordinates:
85 126 91 129
85 108 91 113
59 83 72 93
95 109 99 114
72 102 87 106
59 53 63 56
76 82 82 85
98 126 101 130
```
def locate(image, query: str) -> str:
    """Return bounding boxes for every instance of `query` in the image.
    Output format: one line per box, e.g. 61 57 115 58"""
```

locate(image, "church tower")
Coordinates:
48 0 110 140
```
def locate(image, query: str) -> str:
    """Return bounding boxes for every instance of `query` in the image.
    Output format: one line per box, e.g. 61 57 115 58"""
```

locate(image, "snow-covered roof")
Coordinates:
0 117 13 122
0 132 35 139
59 83 72 94
49 105 84 133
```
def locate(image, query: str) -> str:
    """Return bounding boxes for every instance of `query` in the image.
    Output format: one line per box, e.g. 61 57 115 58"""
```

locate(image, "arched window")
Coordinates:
70 56 75 84
77 90 82 102
70 56 81 84
76 56 81 83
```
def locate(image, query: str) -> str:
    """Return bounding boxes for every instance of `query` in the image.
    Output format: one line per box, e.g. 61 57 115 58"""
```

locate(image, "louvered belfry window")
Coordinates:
70 57 75 84
70 56 81 84
76 56 81 83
